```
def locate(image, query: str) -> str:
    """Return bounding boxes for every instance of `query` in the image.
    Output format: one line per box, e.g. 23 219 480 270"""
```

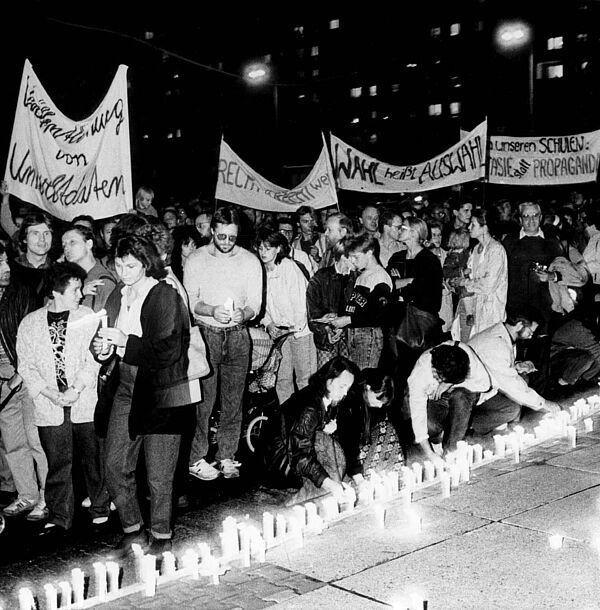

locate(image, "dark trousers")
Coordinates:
38 408 109 530
427 388 480 452
551 349 599 385
470 393 522 435
105 363 180 539
190 324 250 463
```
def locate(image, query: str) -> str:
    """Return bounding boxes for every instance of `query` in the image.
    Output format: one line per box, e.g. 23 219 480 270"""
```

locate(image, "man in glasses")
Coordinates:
502 202 562 394
377 208 405 267
183 204 262 480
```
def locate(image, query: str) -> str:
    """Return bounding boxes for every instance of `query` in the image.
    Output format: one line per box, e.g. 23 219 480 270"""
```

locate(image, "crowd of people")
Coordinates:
0 177 599 558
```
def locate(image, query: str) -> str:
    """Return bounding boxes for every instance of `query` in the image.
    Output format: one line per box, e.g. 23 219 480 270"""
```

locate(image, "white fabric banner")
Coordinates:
331 120 487 193
488 130 600 185
215 136 338 212
4 59 133 221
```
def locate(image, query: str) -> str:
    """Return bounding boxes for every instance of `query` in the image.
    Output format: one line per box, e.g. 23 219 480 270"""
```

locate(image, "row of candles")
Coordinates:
14 395 599 610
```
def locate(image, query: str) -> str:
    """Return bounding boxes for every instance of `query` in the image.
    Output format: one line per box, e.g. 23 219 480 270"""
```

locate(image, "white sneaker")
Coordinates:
189 459 221 481
81 496 91 508
220 459 241 479
26 500 49 522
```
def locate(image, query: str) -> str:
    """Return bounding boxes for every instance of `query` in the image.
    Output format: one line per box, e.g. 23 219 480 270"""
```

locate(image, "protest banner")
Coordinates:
330 120 487 193
4 59 133 221
215 136 338 212
488 130 600 185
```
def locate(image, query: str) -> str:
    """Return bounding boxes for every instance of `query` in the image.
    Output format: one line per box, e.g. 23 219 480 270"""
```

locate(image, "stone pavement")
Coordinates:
4 387 600 609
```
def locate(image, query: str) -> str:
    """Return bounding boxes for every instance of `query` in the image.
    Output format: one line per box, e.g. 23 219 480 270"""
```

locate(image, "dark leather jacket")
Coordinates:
0 282 38 367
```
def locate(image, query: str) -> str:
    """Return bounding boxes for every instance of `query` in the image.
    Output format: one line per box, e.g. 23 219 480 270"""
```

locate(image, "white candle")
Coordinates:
567 425 577 448
44 584 58 610
321 497 339 521
262 512 275 547
292 505 307 528
142 555 157 597
386 470 400 495
569 405 578 422
100 315 108 352
224 297 235 318
374 504 386 529
182 549 199 579
105 561 119 593
222 516 239 557
58 581 72 608
585 418 594 432
493 434 506 458
456 440 468 461
238 524 251 567
71 569 85 606
400 466 415 492
458 458 470 482
131 543 145 581
161 551 176 576
412 463 423 485
252 535 267 563
472 444 483 464
466 444 475 466
305 502 318 528
406 509 422 533
93 561 108 601
18 588 35 610
198 542 212 565
358 480 375 505
483 449 494 461
423 460 435 481
287 516 303 549
342 482 357 509
276 513 287 539
549 534 563 549
373 480 387 501
449 464 460 488
440 471 451 498
206 556 220 585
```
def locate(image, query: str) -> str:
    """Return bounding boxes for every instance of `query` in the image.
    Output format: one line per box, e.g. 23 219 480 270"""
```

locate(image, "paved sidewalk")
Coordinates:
6 388 600 609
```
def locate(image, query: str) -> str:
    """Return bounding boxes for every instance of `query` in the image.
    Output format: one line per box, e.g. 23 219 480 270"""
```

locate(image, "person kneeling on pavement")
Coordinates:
261 356 359 505
404 341 493 470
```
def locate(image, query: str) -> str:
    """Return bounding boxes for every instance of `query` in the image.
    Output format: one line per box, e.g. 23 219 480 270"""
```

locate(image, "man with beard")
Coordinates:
184 205 262 481
467 306 561 437
0 242 48 520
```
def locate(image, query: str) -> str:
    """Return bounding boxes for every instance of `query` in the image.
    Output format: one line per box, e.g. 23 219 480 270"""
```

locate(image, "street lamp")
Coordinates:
495 20 534 129
243 62 279 126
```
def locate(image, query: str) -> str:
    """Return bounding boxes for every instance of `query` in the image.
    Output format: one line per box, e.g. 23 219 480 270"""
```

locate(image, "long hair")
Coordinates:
308 356 359 400
114 235 166 280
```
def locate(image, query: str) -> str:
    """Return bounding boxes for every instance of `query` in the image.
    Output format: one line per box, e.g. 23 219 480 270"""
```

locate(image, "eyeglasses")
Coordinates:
214 234 237 243
521 214 540 220
279 229 294 235
390 224 403 230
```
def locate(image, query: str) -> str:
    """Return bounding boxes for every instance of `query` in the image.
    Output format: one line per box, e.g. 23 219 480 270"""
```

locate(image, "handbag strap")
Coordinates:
459 341 494 395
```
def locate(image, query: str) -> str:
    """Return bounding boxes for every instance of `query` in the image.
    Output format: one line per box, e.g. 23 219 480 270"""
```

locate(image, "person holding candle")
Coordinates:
16 262 108 539
93 235 198 557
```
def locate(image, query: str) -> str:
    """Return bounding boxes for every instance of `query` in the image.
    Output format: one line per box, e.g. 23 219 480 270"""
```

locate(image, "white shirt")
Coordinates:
115 277 158 356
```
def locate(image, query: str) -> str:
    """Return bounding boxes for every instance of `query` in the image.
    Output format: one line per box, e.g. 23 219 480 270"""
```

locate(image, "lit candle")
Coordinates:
198 542 212 566
221 516 239 558
238 523 251 567
262 512 275 547
305 502 318 529
456 440 468 461
466 444 475 466
400 466 415 492
472 444 483 464
567 425 577 448
320 497 339 522
386 470 400 495
250 531 267 563
439 471 451 498
58 581 72 608
358 480 375 505
105 561 119 594
276 513 287 539
93 561 108 601
206 556 220 585
423 460 435 481
507 433 519 464
184 549 200 579
44 584 58 610
100 315 108 352
224 297 235 318
412 463 423 485
287 516 303 549
131 543 145 582
449 464 460 488
483 449 494 461
292 505 307 528
549 534 563 549
374 504 386 529
493 434 506 458
71 568 85 606
342 482 357 508
18 588 35 610
569 405 578 422
585 418 594 432
373 480 388 501
406 509 422 533
161 551 176 577
142 555 157 597
458 458 470 482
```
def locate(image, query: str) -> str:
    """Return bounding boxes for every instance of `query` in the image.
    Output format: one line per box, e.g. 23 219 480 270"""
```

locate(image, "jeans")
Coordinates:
427 388 480 452
347 327 384 370
38 408 109 529
105 363 180 539
0 380 47 503
190 324 250 463
551 349 600 385
276 334 317 405
470 393 522 436
0 434 15 493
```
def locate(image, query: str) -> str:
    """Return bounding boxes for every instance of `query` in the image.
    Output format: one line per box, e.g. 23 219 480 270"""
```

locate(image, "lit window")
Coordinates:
391 83 400 93
329 19 340 30
176 129 182 138
144 31 154 41
350 87 362 98
165 90 172 97
294 26 304 36
351 117 360 124
451 76 461 88
431 26 441 37
312 69 319 77
581 61 589 70
382 115 389 120
450 23 461 36
143 134 149 140
173 73 179 79
547 36 564 50
449 102 461 116
298 93 306 100
369 134 378 144
428 104 442 116
369 85 377 96
311 46 319 57
371 110 377 119
548 63 564 78
167 133 173 139
577 33 588 43
406 63 417 69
